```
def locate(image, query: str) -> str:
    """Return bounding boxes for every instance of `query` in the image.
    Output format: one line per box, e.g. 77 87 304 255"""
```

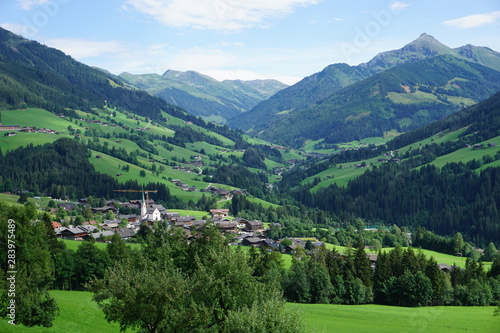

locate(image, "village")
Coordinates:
50 194 321 255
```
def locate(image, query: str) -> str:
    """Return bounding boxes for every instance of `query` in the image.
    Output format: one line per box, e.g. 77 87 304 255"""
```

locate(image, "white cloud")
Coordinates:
442 11 500 29
42 38 130 58
17 0 50 10
123 0 321 31
389 2 410 12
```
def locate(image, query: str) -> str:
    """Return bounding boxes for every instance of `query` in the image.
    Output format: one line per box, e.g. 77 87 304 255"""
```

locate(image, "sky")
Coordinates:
0 0 499 85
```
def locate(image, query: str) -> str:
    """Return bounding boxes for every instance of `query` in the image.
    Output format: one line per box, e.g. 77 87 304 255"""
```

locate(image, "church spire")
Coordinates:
141 190 147 220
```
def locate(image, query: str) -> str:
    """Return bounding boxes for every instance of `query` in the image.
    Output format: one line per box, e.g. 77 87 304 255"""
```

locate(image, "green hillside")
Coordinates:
0 106 281 205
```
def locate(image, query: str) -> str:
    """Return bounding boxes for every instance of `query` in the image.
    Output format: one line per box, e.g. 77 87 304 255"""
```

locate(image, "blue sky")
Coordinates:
1 0 499 84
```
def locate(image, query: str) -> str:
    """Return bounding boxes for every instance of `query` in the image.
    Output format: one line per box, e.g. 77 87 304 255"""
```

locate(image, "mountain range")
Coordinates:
228 33 500 146
119 70 287 123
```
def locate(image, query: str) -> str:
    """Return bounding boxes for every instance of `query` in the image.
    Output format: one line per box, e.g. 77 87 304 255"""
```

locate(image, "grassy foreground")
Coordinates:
2 291 498 332
289 303 499 333
0 291 125 333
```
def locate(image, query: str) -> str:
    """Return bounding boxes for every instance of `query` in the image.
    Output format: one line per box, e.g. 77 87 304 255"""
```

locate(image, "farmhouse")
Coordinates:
244 220 264 232
210 209 229 217
215 221 238 233
0 124 20 131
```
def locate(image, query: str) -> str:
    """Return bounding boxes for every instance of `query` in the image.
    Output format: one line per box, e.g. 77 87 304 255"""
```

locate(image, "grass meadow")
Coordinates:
1 291 497 333
290 303 499 333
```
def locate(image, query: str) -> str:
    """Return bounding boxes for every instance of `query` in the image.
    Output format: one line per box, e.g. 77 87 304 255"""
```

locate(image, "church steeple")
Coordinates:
140 190 147 220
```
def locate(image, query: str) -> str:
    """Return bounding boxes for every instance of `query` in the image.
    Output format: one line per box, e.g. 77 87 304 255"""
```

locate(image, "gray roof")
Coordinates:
92 231 115 238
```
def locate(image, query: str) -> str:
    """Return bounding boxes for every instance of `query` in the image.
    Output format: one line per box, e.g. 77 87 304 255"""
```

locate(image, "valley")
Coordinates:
0 25 499 332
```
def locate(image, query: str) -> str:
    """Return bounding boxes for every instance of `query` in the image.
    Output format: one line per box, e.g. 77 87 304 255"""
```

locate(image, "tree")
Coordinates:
483 242 498 261
139 169 146 177
107 233 131 263
17 192 28 204
74 240 111 290
0 204 59 327
90 235 299 332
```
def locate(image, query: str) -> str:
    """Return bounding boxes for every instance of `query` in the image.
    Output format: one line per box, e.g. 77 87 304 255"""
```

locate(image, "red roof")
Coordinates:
52 221 62 228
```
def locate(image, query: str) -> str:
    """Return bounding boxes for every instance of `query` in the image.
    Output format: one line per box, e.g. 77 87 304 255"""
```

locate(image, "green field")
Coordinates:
2 290 497 333
0 291 126 333
290 303 499 333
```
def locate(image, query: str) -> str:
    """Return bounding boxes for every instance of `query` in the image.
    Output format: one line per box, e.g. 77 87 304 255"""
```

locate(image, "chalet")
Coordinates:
0 124 20 131
488 143 496 148
118 214 139 223
210 209 229 218
215 221 238 233
6 132 17 137
21 126 36 132
242 237 264 247
116 228 135 240
473 144 484 149
218 190 232 199
165 211 181 221
92 206 117 214
102 219 121 229
244 220 263 232
91 230 115 239
176 216 196 223
96 155 103 159
52 221 62 229
57 202 78 211
191 220 206 229
60 226 94 240
261 239 280 251
377 158 388 162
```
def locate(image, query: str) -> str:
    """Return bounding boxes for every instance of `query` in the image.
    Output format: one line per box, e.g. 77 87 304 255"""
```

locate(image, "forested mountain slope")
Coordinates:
229 33 500 147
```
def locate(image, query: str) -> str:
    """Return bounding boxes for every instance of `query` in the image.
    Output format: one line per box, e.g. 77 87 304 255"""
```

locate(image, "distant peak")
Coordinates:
409 33 440 45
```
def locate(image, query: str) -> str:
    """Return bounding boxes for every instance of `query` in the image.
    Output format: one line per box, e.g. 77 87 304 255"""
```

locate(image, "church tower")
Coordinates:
140 190 147 220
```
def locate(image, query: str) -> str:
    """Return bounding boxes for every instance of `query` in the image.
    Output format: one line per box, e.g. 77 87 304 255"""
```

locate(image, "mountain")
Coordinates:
293 90 500 246
253 55 500 146
229 34 500 146
360 33 456 72
0 27 191 122
227 63 373 132
119 70 287 122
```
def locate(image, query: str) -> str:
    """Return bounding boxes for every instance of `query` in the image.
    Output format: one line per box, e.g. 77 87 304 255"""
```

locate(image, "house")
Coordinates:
242 237 264 247
210 209 229 218
244 220 263 232
91 230 115 240
118 214 139 223
165 211 181 221
488 143 496 147
0 124 20 131
60 227 89 240
215 221 238 233
116 228 135 240
52 221 62 229
57 202 78 211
